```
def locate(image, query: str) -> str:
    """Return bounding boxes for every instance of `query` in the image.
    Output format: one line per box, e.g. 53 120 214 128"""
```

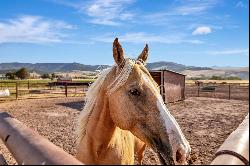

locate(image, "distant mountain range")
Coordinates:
0 62 212 73
0 62 110 74
0 62 248 80
146 61 212 72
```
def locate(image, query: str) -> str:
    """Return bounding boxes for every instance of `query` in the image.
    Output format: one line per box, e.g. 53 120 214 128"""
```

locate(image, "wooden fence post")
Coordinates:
198 84 200 97
16 82 18 100
229 84 231 100
74 86 76 96
65 83 68 97
28 81 30 89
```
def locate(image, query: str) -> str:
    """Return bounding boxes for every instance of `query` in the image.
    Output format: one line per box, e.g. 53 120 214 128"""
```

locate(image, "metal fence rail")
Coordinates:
0 112 84 165
185 83 249 100
211 114 249 165
1 81 249 101
0 81 90 101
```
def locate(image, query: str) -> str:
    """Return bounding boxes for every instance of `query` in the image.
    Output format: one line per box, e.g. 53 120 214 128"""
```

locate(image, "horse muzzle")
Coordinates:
152 137 191 165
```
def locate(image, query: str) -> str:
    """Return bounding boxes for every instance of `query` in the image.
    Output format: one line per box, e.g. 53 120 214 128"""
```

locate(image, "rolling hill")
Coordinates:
0 62 248 80
0 62 110 73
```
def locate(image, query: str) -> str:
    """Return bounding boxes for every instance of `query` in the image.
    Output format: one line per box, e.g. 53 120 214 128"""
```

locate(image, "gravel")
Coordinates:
0 97 248 165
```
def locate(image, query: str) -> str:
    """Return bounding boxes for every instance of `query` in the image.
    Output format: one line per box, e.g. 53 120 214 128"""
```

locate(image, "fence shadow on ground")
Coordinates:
56 101 85 111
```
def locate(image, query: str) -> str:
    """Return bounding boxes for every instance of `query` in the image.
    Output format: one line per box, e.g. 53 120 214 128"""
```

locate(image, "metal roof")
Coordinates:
149 69 186 76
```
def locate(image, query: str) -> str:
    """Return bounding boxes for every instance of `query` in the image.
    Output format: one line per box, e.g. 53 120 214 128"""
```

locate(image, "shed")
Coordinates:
57 77 72 83
149 69 186 103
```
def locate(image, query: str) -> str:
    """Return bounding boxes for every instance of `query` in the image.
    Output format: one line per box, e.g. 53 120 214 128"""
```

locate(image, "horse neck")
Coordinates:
77 88 118 163
85 88 116 145
77 67 137 164
83 66 128 151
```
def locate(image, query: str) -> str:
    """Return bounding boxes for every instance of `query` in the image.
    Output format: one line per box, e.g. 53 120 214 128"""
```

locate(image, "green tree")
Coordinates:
15 68 30 79
51 73 58 80
5 72 16 79
226 76 242 80
210 75 223 80
41 73 50 79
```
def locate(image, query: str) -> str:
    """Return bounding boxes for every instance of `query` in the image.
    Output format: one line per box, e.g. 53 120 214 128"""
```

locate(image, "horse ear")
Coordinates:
113 38 125 65
137 44 148 64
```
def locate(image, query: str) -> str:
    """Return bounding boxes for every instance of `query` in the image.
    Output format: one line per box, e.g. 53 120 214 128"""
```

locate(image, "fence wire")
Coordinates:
185 83 249 100
0 81 89 101
1 81 249 101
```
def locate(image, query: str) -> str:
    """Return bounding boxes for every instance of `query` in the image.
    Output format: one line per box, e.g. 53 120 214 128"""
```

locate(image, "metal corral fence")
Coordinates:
1 81 249 101
0 81 91 101
185 82 249 100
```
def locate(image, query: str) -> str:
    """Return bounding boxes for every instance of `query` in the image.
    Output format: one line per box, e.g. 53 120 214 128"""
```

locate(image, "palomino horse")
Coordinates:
76 38 191 165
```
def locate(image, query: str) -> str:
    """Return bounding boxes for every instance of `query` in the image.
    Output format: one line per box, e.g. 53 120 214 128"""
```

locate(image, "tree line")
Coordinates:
5 68 30 79
188 75 242 80
5 68 61 80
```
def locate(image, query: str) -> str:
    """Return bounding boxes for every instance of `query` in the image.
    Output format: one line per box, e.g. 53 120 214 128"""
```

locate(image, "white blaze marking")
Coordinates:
157 99 190 164
142 72 191 164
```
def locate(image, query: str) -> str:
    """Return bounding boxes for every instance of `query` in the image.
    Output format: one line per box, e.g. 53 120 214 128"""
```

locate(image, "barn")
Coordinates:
149 69 186 103
57 77 72 83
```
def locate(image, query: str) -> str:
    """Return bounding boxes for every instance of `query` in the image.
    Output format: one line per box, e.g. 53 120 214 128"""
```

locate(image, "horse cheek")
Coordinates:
109 98 135 130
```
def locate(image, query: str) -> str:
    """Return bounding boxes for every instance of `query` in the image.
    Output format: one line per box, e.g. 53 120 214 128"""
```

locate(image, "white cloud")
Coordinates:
176 5 210 15
172 0 219 15
92 32 203 44
81 0 135 26
47 0 135 26
138 0 221 28
143 0 219 18
188 24 222 30
0 15 75 44
236 1 248 8
89 19 120 26
192 26 212 35
45 0 82 8
49 0 221 31
209 49 249 55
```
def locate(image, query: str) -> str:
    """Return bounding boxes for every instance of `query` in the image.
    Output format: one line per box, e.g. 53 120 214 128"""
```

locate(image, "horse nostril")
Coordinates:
176 149 182 163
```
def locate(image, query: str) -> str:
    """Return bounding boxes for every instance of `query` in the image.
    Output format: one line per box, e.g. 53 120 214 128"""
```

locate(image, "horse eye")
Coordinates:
129 89 140 96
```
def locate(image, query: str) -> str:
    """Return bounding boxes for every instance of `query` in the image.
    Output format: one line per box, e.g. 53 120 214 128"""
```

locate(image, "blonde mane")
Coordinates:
77 58 136 145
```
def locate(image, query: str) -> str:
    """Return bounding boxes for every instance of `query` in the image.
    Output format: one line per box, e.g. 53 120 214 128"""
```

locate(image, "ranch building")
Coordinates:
57 77 73 83
149 69 186 103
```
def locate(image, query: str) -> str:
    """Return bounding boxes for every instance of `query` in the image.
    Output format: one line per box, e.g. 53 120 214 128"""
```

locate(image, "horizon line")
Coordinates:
0 61 249 68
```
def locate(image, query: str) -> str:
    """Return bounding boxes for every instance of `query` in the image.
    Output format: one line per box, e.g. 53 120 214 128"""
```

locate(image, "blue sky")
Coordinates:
0 0 249 67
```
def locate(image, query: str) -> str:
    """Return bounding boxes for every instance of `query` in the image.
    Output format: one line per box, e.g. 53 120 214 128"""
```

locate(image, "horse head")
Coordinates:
106 38 191 165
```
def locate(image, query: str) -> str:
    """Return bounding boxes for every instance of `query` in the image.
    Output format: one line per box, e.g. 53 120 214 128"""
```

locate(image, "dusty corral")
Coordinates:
0 97 248 165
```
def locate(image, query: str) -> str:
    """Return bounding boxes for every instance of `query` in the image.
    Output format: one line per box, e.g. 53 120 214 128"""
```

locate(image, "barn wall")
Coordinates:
149 71 165 100
149 72 161 85
164 71 185 103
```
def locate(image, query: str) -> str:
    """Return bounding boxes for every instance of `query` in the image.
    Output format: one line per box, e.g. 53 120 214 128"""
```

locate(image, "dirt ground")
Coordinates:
0 97 248 165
